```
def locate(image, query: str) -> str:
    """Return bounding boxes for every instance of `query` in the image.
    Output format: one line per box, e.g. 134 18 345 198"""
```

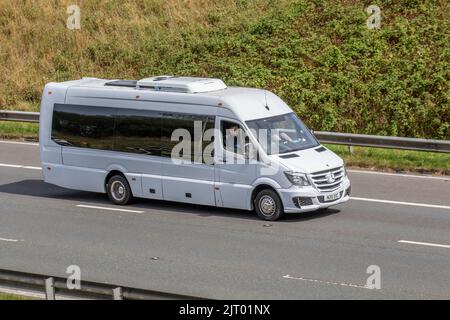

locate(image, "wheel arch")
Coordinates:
250 183 282 211
104 170 126 192
104 164 129 192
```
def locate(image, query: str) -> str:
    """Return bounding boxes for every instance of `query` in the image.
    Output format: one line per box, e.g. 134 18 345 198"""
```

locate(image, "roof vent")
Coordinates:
136 76 227 93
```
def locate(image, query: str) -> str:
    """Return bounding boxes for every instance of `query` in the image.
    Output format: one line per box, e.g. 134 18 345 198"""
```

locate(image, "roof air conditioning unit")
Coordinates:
136 76 227 93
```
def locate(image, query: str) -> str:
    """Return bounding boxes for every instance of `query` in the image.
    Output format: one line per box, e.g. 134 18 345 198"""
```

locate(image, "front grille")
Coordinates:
318 191 344 203
293 197 313 208
310 166 345 193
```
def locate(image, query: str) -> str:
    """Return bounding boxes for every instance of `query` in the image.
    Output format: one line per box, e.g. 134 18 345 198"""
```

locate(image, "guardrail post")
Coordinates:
45 277 56 300
112 287 123 300
348 145 354 155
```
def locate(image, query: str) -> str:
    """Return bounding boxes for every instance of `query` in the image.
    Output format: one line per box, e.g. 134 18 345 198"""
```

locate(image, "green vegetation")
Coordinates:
0 0 448 139
327 144 450 175
0 292 29 300
0 121 38 140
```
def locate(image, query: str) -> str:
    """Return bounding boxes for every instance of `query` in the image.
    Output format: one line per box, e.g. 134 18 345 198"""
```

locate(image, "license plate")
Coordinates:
325 192 340 201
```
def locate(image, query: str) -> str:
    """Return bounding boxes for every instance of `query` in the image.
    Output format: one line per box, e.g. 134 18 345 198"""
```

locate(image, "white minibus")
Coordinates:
39 76 350 220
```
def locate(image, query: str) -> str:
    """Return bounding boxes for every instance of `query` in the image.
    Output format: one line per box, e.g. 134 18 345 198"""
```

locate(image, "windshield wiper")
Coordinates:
278 144 318 154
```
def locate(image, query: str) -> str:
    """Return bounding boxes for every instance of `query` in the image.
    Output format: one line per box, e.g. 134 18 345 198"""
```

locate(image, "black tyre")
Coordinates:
254 189 284 221
106 175 133 205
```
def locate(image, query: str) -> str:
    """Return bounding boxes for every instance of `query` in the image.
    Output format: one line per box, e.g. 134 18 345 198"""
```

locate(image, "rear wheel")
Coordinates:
106 175 133 205
254 189 284 221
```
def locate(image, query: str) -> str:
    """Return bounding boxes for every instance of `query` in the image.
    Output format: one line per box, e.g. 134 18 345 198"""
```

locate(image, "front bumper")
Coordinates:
279 177 351 213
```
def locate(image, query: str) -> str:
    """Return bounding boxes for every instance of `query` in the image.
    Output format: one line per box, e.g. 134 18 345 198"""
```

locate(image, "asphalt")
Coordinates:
0 140 449 299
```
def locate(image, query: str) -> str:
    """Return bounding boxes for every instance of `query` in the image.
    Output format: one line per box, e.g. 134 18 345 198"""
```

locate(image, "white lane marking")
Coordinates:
283 275 370 290
0 163 41 170
351 197 450 210
76 204 144 214
22 166 41 170
0 140 39 146
398 240 450 249
0 237 20 242
0 163 22 168
348 169 449 181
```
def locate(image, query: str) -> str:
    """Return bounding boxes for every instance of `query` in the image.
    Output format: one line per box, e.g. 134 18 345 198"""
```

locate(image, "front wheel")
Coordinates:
107 175 133 205
254 189 284 221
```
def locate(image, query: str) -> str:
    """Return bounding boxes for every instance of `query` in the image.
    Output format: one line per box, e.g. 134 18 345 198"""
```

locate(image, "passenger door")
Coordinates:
160 113 216 206
214 118 257 210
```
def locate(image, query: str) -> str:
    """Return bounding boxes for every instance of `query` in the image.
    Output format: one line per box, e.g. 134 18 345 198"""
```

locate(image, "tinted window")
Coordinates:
52 104 215 161
52 104 115 150
161 113 214 163
114 109 161 156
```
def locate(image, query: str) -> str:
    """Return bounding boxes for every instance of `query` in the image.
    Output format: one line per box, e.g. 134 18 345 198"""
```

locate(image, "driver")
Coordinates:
225 124 245 154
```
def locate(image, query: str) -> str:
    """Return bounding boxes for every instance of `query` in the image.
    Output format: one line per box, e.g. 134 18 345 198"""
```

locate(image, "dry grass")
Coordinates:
0 0 268 111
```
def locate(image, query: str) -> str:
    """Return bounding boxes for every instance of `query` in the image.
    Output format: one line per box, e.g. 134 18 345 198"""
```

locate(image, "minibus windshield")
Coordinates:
246 113 319 155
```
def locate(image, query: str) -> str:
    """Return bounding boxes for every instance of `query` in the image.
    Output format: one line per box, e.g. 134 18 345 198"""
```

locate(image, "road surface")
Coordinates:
0 140 449 299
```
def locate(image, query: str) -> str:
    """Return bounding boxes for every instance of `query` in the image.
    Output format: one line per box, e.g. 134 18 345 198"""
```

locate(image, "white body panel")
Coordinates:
39 77 350 214
214 116 257 210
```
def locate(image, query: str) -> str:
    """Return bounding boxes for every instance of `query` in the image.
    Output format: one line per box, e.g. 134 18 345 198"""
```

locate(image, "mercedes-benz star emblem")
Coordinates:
325 172 335 184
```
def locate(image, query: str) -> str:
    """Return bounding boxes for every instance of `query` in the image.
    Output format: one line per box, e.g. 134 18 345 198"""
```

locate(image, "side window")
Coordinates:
161 113 214 163
52 104 215 160
52 104 115 150
221 120 248 156
114 109 161 156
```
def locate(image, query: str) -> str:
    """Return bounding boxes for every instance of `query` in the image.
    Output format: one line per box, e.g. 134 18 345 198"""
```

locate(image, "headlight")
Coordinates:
284 171 311 187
